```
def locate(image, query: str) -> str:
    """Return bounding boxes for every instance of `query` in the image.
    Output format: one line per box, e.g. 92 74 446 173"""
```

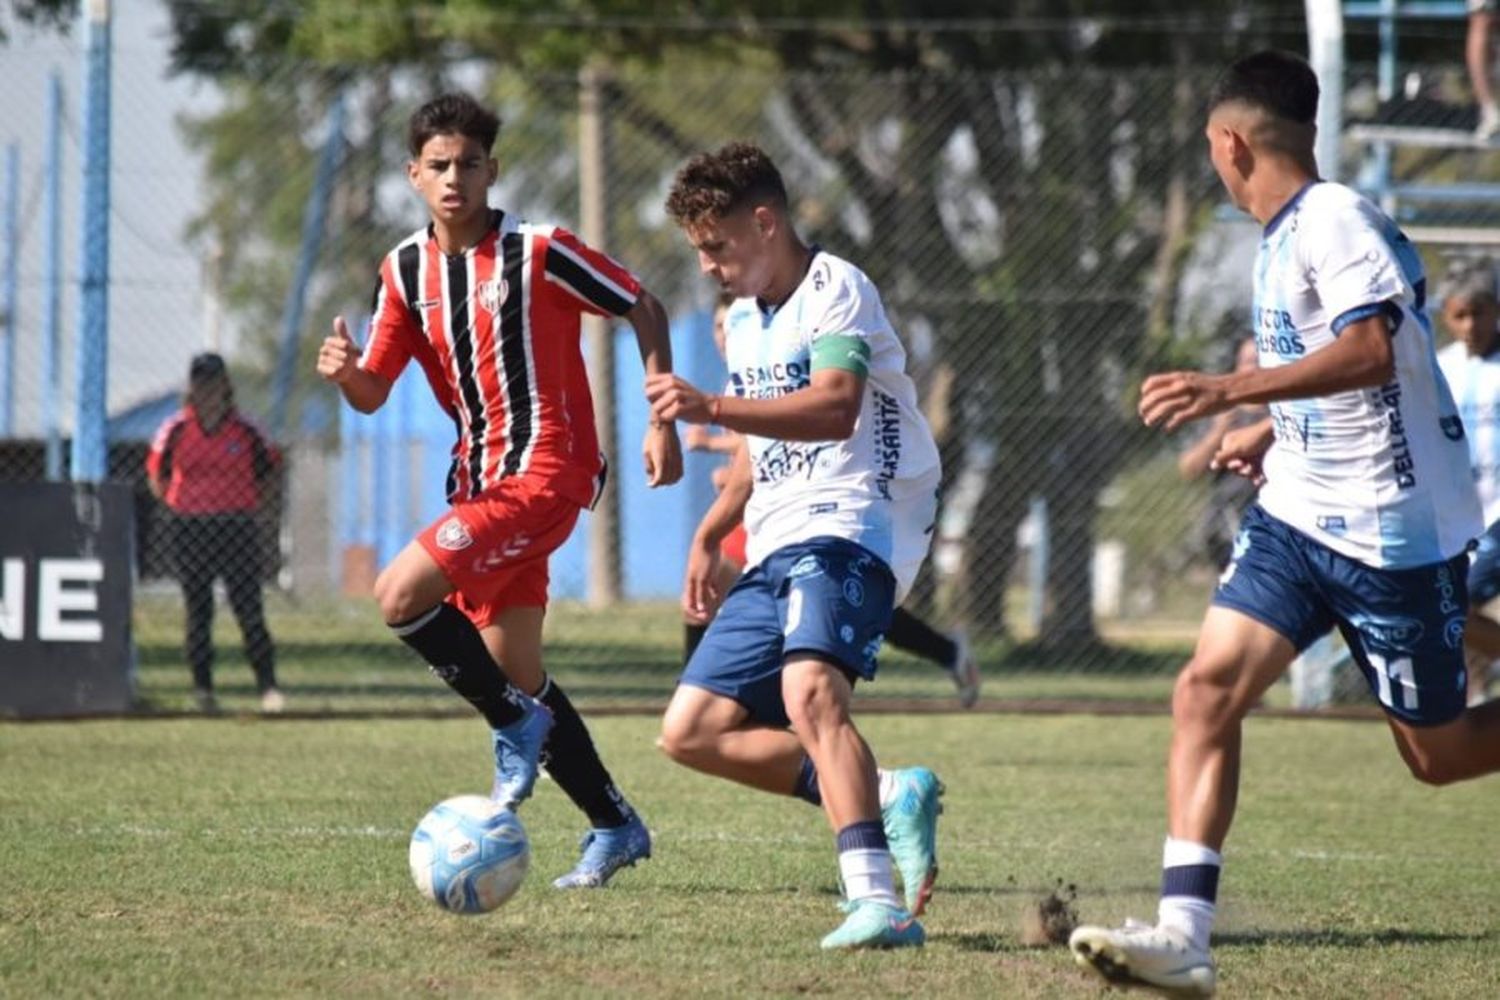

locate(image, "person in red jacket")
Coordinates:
146 352 284 714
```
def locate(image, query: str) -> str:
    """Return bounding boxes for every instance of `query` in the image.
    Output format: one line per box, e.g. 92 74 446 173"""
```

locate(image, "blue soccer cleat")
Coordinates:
551 815 652 889
882 766 944 916
820 899 925 950
490 697 554 808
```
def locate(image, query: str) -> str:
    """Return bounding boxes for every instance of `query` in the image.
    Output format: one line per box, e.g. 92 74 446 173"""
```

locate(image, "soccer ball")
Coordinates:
408 794 530 914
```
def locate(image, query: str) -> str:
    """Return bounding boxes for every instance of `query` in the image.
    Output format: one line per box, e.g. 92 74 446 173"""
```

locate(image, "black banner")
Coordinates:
0 482 135 717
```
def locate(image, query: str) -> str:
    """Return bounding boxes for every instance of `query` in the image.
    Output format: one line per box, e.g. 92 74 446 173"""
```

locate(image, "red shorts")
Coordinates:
720 523 748 567
417 478 582 628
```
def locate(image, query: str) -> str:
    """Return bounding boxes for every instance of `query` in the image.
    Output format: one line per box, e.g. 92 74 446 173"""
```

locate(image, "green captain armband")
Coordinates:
810 334 871 377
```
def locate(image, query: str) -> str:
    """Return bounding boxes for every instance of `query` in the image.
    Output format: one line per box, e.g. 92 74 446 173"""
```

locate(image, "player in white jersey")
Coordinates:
647 142 942 950
1069 51 1500 998
1436 257 1500 703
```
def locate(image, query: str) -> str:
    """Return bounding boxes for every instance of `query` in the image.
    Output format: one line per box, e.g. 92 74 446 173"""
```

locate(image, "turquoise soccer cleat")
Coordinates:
551 816 652 889
881 766 944 916
489 697 554 808
820 899 925 950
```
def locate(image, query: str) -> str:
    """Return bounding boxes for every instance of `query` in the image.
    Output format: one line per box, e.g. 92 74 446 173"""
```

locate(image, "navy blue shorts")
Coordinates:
1466 519 1500 606
1214 505 1471 726
680 536 895 728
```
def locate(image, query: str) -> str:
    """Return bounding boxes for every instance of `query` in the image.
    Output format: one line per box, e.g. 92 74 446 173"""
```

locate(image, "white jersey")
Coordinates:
1437 340 1500 525
1253 182 1481 568
723 250 941 600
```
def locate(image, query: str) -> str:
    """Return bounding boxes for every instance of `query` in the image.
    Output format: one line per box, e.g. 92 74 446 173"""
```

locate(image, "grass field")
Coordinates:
5 597 1491 997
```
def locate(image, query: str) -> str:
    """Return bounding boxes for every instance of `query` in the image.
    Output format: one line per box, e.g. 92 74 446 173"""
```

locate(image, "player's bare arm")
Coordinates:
646 368 864 442
1140 314 1394 431
625 290 684 487
317 315 392 413
683 443 751 622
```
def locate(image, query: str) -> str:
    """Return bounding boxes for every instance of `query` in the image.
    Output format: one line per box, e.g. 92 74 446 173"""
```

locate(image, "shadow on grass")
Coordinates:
1215 927 1497 949
941 924 1497 956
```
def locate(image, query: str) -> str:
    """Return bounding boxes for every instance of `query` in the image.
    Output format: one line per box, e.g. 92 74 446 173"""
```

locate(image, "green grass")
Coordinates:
3 711 1497 997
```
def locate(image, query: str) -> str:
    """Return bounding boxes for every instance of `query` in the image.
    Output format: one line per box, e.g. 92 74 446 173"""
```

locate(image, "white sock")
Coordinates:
876 768 899 808
838 848 902 908
1157 837 1221 952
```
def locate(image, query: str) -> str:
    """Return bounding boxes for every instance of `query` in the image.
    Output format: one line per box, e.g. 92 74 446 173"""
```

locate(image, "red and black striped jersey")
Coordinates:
146 407 279 515
361 209 639 506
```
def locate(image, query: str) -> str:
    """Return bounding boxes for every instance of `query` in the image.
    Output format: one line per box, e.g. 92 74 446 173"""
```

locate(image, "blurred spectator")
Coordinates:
1437 257 1500 704
1469 1 1500 139
146 353 284 714
1177 337 1264 568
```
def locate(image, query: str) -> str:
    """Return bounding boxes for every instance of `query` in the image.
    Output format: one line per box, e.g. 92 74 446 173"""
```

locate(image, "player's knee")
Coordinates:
1172 658 1248 731
373 568 423 624
657 710 709 765
1396 740 1468 787
782 676 845 738
1400 752 1463 786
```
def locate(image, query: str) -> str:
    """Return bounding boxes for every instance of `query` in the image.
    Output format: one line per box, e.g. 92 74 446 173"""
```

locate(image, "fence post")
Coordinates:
43 73 63 481
580 64 621 607
269 91 345 442
1027 495 1049 637
71 0 112 483
1 141 17 437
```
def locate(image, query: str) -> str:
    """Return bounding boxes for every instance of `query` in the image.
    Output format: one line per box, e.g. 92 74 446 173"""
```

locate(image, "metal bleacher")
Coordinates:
1335 1 1500 244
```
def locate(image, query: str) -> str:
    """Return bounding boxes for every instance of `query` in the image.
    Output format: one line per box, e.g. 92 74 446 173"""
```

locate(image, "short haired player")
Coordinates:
1069 51 1500 996
650 142 944 950
316 92 682 889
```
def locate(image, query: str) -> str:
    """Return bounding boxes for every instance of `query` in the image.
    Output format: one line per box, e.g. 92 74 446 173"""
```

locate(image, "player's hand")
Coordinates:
683 425 715 452
682 535 722 624
1139 371 1230 432
643 421 683 488
645 373 714 424
317 316 361 384
1210 422 1273 485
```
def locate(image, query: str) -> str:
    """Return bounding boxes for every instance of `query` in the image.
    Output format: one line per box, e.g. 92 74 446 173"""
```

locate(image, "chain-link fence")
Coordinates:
5 22 1488 713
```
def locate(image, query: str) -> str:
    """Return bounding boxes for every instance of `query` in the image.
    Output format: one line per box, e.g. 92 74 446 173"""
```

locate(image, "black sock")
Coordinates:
538 677 635 828
886 607 958 669
390 604 526 728
683 622 707 666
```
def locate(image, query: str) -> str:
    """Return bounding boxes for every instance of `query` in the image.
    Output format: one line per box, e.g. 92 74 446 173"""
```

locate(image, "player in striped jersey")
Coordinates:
317 93 682 889
1437 258 1500 704
1069 52 1500 997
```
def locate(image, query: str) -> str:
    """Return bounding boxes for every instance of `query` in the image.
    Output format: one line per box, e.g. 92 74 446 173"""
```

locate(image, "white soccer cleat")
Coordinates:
1479 103 1500 142
948 628 981 709
1069 918 1216 997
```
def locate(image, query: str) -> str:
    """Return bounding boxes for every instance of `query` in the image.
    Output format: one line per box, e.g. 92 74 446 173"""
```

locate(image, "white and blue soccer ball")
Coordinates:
408 794 530 914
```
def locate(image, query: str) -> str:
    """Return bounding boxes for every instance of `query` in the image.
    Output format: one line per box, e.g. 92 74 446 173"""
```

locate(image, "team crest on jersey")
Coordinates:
435 517 473 551
477 278 509 314
1445 617 1467 650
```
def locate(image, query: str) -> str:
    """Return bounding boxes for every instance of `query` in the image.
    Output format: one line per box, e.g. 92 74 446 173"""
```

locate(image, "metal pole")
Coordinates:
268 91 345 442
42 74 63 480
1304 0 1345 182
0 142 18 436
71 0 112 482
1027 496 1050 637
580 65 621 607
